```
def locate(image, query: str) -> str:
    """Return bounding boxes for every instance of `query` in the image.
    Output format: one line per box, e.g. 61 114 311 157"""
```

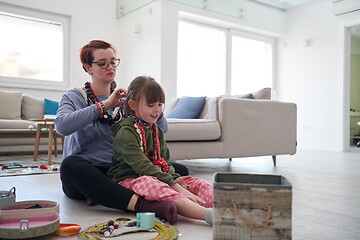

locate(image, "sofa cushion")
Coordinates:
252 87 271 99
0 91 22 120
166 96 206 119
234 93 255 99
44 98 59 115
165 119 221 141
199 97 221 120
0 119 37 129
22 94 44 120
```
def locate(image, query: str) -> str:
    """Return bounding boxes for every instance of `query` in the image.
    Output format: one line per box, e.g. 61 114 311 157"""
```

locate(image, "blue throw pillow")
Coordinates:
44 98 59 115
167 96 206 119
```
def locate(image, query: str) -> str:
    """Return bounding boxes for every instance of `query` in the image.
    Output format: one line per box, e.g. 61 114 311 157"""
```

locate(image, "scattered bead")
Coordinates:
103 230 111 237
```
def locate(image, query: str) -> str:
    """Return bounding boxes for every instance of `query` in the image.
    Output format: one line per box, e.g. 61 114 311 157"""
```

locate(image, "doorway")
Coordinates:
349 25 360 150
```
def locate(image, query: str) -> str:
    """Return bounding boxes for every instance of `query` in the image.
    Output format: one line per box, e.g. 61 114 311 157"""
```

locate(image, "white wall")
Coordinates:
276 0 360 151
0 0 118 101
115 1 162 90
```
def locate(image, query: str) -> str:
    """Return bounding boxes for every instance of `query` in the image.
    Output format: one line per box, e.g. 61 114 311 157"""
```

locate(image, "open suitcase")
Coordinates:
0 187 60 239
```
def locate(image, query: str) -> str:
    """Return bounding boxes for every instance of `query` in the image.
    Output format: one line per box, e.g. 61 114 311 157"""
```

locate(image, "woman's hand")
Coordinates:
172 183 206 206
102 88 127 109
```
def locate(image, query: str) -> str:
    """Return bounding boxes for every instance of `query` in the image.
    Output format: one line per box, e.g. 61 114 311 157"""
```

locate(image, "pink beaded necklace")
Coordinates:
134 122 169 173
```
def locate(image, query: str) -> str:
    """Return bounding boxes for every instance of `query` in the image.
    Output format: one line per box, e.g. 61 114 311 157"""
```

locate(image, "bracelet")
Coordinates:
99 101 110 119
99 101 107 114
95 102 104 118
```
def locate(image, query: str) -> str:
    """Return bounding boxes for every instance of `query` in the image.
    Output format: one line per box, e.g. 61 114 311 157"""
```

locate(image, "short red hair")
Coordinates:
79 40 117 72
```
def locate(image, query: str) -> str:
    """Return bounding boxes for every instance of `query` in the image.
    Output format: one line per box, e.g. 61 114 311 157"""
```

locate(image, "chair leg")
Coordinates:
272 155 277 166
229 158 232 162
33 124 41 161
54 134 58 157
61 135 64 150
47 124 54 165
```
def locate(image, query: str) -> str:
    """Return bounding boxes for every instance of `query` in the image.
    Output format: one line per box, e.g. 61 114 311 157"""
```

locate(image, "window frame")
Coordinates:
0 2 70 91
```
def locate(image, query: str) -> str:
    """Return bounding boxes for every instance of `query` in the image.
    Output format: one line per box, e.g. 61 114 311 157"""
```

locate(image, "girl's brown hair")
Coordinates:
79 40 117 72
126 76 165 116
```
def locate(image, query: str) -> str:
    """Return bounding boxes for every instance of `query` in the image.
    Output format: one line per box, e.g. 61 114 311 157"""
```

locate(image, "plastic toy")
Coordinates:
78 218 178 240
136 212 155 230
54 223 81 236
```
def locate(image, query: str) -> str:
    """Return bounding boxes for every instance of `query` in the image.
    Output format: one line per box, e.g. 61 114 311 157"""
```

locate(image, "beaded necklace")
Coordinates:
127 114 151 128
84 82 122 125
132 117 169 173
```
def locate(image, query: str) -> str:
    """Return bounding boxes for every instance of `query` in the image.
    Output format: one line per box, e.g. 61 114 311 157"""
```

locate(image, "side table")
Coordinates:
32 118 64 164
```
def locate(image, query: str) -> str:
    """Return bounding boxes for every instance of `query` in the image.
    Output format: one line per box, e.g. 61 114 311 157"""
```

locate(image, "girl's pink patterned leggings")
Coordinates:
119 176 213 208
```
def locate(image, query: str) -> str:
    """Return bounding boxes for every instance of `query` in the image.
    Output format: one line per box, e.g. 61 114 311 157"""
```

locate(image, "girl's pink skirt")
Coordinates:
119 176 212 208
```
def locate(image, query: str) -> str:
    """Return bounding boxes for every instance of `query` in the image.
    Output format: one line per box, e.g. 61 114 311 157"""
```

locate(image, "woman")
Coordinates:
55 40 187 224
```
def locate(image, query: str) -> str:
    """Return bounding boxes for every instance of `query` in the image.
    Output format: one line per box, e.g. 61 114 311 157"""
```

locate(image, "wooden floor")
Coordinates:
1 149 360 239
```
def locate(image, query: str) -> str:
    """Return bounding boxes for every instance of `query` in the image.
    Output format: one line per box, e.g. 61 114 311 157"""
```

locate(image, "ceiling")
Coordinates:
253 0 318 10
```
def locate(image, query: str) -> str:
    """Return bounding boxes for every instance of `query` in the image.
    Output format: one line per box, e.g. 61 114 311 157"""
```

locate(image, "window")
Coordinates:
177 20 226 97
177 19 274 97
0 3 70 90
230 32 274 95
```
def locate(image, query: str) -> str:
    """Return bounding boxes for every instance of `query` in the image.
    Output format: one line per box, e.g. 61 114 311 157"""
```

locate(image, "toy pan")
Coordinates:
0 200 60 239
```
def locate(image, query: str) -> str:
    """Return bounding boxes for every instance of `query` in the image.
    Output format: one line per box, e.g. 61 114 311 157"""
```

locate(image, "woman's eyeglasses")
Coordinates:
92 58 120 69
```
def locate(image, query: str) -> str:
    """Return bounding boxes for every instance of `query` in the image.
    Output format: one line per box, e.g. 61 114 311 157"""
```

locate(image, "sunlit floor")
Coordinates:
1 149 360 239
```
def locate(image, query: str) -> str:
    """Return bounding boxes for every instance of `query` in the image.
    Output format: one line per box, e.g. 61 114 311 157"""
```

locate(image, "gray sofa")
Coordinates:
0 90 297 165
0 91 46 147
164 92 297 166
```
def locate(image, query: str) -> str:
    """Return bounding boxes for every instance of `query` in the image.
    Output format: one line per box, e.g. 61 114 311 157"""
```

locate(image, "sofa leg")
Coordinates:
229 158 232 162
272 155 277 166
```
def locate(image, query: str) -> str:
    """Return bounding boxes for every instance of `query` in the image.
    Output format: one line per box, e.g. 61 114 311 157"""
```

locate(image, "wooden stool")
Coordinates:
33 122 63 164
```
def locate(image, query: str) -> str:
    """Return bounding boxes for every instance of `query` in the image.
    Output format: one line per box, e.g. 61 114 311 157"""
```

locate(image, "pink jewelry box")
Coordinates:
0 194 60 239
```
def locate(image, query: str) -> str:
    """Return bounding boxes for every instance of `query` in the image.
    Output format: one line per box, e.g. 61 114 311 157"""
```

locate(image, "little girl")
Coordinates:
108 76 213 225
